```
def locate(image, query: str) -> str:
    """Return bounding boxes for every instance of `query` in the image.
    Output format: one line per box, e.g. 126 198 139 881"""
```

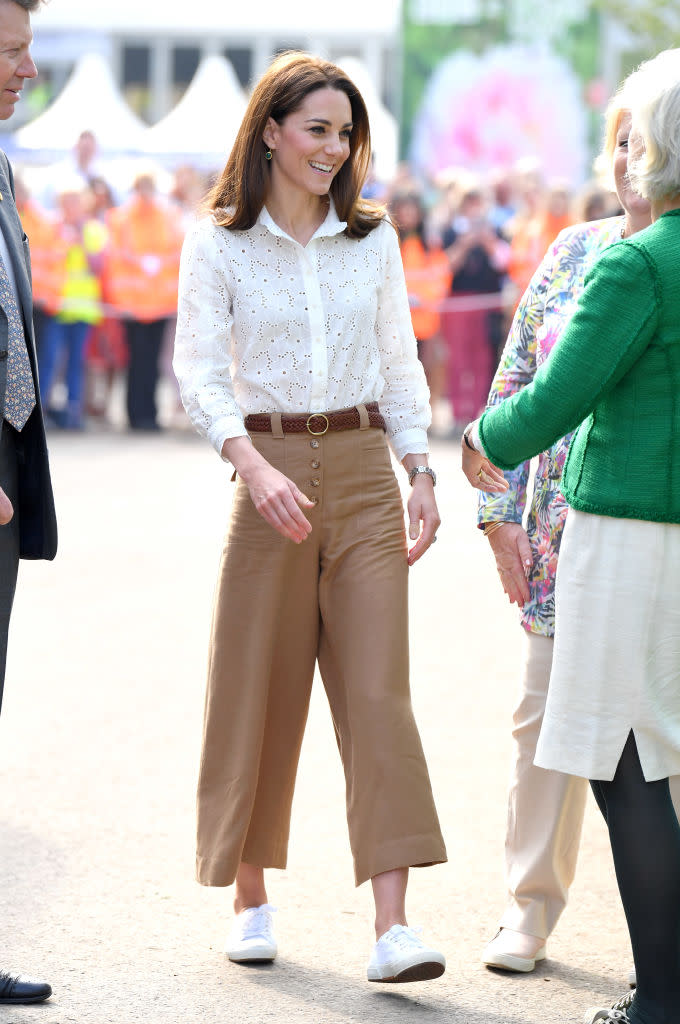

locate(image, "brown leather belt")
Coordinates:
244 402 385 435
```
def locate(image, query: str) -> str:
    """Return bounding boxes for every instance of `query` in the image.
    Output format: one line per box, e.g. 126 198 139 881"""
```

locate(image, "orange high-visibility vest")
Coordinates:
400 235 451 342
18 200 66 315
508 211 574 300
105 196 183 322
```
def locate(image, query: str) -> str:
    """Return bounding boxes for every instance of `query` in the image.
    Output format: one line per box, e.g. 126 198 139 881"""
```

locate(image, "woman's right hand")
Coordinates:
222 435 314 543
0 485 13 526
461 441 508 493
486 522 533 606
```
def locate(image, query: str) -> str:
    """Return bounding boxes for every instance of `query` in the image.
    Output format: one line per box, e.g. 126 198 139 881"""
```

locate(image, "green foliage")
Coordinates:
555 6 601 82
593 0 680 49
401 9 507 155
553 7 603 159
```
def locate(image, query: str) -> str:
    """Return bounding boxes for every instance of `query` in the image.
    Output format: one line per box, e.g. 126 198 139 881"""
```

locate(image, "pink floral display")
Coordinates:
410 46 588 184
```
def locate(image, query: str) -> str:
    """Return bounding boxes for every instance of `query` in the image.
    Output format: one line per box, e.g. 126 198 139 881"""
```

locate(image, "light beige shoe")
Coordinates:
482 928 546 973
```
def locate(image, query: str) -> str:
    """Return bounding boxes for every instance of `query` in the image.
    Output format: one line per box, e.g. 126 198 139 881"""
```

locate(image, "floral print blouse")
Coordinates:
478 216 624 637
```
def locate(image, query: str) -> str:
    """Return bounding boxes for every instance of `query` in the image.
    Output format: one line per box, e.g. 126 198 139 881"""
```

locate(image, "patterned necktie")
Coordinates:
0 250 35 430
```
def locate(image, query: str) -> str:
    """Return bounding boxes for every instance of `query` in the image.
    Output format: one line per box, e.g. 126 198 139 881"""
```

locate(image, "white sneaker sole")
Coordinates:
226 943 277 963
583 1008 612 1024
367 954 446 983
482 947 546 973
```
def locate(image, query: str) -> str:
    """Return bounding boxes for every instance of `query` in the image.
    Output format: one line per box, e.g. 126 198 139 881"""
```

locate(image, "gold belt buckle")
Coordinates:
306 413 329 436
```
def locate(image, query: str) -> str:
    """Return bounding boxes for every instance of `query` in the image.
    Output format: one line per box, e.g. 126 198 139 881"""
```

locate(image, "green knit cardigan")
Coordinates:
479 208 680 524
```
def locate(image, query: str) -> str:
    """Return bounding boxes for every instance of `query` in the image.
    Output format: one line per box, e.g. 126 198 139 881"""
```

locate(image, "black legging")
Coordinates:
590 732 680 1024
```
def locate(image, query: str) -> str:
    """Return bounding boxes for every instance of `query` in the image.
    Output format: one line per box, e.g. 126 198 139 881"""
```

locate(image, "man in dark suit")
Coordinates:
0 0 57 1006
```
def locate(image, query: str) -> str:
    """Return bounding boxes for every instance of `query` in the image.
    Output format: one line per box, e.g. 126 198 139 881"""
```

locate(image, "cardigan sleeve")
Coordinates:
478 241 659 470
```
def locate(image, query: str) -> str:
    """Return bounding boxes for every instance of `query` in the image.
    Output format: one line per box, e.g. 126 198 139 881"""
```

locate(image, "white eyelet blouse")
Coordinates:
172 201 431 462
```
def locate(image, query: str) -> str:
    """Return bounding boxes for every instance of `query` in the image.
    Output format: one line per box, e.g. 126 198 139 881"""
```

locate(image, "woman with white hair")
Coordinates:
461 48 680 1024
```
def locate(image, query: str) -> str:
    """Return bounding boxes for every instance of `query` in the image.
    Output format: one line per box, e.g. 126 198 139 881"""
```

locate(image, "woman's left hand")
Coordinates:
406 477 440 566
461 442 508 493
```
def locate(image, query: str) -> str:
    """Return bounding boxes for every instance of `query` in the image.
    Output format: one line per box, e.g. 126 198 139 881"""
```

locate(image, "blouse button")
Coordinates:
310 439 320 449
311 460 320 469
310 496 319 505
311 478 320 487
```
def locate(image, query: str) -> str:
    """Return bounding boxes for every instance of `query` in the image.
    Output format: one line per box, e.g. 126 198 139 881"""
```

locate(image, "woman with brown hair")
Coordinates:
174 52 447 983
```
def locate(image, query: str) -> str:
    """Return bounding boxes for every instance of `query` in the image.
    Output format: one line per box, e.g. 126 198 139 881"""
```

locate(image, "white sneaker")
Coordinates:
583 989 635 1023
367 924 445 983
225 904 277 963
582 1009 631 1023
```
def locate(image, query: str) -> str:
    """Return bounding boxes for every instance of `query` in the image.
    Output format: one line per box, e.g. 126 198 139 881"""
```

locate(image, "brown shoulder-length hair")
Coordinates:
205 51 385 239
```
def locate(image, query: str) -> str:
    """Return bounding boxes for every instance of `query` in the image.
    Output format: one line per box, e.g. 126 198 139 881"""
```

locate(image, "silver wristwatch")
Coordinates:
408 465 437 487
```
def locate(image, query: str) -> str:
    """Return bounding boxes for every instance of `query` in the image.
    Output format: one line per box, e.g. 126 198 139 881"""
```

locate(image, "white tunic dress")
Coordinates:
534 508 680 781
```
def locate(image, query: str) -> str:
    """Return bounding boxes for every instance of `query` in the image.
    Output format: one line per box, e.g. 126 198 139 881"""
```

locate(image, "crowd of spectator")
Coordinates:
384 158 624 432
17 132 208 433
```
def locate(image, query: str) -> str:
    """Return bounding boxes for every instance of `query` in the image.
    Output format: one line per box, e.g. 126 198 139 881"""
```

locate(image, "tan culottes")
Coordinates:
196 422 447 887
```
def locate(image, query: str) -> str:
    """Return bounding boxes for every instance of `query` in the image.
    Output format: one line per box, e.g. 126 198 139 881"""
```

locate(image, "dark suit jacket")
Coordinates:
0 151 57 560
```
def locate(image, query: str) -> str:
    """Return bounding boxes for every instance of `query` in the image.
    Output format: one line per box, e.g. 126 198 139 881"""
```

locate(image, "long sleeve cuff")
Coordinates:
210 418 250 460
465 419 487 458
390 426 429 462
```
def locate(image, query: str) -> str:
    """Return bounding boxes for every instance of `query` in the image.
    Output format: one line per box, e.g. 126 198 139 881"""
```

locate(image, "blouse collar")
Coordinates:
258 198 348 243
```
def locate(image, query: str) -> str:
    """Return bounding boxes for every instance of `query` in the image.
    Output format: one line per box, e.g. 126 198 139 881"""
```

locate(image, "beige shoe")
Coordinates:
482 928 546 973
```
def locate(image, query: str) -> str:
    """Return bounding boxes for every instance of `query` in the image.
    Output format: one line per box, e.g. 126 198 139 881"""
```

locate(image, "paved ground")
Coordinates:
0 423 632 1024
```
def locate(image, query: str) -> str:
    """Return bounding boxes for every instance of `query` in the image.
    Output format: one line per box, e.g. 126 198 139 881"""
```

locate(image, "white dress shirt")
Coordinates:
173 201 430 462
0 225 20 305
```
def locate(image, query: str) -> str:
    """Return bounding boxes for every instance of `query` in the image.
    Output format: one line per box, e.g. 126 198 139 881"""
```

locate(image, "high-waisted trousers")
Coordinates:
196 421 447 887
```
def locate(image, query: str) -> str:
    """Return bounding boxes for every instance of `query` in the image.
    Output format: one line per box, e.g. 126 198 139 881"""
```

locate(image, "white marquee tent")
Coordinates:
143 56 247 169
13 52 147 159
337 56 398 182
